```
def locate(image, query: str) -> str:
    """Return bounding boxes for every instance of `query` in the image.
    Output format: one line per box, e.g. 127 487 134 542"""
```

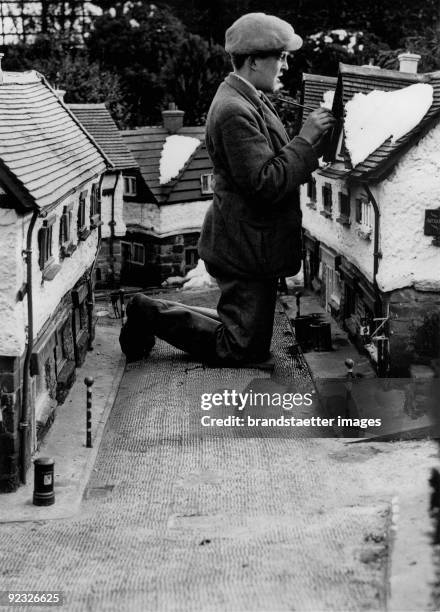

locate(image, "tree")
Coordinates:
302 29 392 76
87 3 187 125
162 33 230 125
3 35 130 127
164 0 440 50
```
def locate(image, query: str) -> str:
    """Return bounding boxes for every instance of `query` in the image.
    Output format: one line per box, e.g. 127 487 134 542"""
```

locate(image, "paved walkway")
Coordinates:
0 289 435 611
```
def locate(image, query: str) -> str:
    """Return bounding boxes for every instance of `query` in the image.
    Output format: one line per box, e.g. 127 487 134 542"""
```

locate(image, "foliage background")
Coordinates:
1 0 439 129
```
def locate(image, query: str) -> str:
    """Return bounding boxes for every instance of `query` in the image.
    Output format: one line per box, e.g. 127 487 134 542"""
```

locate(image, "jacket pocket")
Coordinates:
238 219 266 272
263 223 302 276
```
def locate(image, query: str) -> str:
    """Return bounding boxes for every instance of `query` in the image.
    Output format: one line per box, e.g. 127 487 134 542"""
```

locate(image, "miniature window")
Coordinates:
361 200 373 230
59 204 74 258
90 183 102 228
74 304 83 339
123 176 137 196
345 285 356 317
185 247 199 269
307 178 317 202
38 216 55 270
355 198 373 230
339 192 350 218
132 243 145 265
54 325 67 376
200 173 214 195
325 265 341 308
77 190 87 238
322 183 332 214
59 206 72 246
355 199 362 223
329 270 342 308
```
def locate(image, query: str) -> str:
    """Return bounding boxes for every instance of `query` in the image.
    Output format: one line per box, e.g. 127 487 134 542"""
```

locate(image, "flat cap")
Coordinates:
225 13 303 55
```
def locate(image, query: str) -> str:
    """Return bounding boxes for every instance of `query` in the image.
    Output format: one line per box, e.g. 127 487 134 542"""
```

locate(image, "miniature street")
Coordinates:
0 288 435 611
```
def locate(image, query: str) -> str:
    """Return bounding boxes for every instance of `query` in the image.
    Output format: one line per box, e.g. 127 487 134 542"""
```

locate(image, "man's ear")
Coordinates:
247 56 258 71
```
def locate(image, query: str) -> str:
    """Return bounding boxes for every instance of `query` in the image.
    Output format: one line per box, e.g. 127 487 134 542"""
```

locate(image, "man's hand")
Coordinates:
299 108 336 147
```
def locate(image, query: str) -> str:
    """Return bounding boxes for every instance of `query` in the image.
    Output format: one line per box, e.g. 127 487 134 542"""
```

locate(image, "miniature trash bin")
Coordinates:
33 457 55 506
309 322 322 351
311 321 332 351
318 321 332 351
293 315 313 348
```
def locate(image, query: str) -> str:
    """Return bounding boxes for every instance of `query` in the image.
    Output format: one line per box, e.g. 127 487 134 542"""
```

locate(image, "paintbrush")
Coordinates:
274 95 322 112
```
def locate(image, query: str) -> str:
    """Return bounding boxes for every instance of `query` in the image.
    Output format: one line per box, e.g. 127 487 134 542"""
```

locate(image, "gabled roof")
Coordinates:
343 67 440 180
68 103 138 171
0 71 109 211
301 73 338 124
121 125 213 205
321 63 440 182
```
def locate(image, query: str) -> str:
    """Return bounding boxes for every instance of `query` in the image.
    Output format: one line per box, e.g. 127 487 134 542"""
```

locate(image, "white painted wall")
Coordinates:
159 200 211 237
301 121 440 293
123 199 211 237
0 208 26 355
372 122 440 292
123 202 160 234
300 174 375 283
0 177 101 357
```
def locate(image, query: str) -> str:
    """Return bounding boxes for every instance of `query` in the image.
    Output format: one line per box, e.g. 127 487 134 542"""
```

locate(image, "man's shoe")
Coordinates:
119 320 155 362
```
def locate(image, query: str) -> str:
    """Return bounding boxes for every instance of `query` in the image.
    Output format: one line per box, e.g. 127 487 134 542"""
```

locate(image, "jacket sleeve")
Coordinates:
218 110 319 205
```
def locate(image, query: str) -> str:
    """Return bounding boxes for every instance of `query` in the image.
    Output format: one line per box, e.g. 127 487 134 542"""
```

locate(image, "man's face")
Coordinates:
253 52 290 93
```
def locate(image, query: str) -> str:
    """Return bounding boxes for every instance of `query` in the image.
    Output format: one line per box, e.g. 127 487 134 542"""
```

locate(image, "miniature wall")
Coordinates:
7 178 100 355
160 200 211 237
31 184 98 339
371 121 440 294
388 287 440 374
157 232 200 279
122 199 210 237
300 174 376 284
0 209 26 356
100 172 127 239
0 355 21 491
123 201 160 234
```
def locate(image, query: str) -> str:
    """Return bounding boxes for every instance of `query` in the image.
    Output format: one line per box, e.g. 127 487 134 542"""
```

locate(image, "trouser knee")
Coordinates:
127 293 158 321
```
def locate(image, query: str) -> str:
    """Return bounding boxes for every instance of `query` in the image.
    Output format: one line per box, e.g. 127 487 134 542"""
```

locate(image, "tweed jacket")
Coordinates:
198 72 319 279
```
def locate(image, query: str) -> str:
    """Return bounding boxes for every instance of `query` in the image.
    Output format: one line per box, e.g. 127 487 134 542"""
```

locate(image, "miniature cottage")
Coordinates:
121 104 214 285
0 68 109 491
300 54 440 375
68 103 152 288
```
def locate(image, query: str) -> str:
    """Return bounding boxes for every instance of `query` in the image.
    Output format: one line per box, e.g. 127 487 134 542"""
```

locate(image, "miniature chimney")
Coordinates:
54 89 66 102
0 53 4 85
161 102 184 134
398 53 421 74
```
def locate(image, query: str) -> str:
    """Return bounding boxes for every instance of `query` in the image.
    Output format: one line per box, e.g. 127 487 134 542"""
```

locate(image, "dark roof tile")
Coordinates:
303 63 440 181
0 72 107 210
69 103 138 170
301 74 337 124
122 125 213 204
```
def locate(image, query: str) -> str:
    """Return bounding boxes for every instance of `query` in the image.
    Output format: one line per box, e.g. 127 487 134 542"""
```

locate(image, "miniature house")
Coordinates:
0 69 108 491
68 103 152 288
300 56 440 375
120 104 214 285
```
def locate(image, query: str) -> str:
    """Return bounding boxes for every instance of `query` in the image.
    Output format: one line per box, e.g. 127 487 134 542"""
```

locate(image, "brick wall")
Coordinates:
0 272 94 492
157 233 199 280
0 356 21 492
389 287 440 374
97 232 201 288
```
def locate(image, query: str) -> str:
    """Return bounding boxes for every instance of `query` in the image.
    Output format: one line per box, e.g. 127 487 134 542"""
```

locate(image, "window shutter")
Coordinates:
38 227 46 270
355 199 362 223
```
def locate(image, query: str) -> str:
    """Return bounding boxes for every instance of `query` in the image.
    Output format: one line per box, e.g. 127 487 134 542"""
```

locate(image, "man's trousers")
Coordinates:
124 274 279 365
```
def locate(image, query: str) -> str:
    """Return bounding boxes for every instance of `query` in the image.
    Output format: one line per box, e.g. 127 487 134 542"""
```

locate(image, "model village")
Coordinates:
0 47 440 611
